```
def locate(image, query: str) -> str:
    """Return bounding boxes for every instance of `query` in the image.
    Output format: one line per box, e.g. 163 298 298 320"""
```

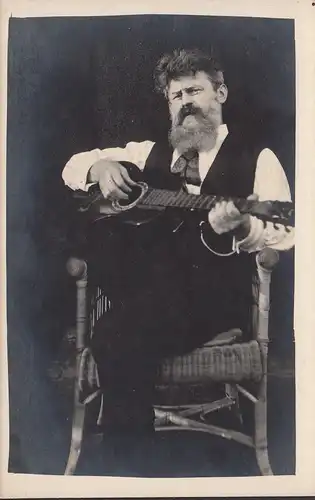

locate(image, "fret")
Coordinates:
192 194 215 210
185 193 204 209
143 189 221 211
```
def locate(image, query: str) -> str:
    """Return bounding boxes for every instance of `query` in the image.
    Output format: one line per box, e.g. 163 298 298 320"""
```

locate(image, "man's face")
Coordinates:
168 71 226 129
167 71 228 153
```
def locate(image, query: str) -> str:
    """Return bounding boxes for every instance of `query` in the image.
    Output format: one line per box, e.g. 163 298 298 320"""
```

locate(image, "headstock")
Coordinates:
244 200 294 228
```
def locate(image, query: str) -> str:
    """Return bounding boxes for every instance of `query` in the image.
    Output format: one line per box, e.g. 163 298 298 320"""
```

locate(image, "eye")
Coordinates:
189 88 202 96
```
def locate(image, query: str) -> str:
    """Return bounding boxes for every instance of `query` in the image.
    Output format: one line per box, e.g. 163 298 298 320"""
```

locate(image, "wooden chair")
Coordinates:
64 246 279 476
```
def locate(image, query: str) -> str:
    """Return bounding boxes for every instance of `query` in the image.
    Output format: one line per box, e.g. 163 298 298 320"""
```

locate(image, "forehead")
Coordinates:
168 71 214 95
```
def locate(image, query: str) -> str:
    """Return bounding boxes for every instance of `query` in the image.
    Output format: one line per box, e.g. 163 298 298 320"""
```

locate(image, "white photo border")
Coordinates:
1 0 315 497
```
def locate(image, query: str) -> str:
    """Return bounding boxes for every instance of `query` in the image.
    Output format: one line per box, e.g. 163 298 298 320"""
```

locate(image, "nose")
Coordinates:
181 92 194 105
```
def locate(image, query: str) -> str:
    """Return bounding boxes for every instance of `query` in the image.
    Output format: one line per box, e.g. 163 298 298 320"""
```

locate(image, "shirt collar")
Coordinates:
170 123 229 169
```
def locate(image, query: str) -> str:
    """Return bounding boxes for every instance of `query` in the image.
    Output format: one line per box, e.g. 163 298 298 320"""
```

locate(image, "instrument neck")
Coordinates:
142 187 250 213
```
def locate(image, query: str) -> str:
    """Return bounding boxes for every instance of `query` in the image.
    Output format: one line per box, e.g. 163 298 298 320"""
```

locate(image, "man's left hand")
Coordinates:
208 194 258 237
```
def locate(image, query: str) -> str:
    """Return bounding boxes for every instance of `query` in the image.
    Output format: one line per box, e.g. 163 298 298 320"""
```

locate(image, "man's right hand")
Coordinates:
88 159 139 201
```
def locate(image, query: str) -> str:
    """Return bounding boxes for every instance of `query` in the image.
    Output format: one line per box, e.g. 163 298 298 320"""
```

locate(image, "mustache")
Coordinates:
176 104 205 125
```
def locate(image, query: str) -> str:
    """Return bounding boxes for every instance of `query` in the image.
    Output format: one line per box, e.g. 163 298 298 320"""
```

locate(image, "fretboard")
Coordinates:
141 188 248 213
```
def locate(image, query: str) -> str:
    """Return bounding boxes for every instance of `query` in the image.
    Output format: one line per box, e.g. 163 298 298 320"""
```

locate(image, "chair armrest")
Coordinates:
204 328 243 347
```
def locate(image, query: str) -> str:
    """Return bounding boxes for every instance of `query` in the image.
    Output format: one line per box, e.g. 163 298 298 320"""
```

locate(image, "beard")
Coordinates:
169 104 219 154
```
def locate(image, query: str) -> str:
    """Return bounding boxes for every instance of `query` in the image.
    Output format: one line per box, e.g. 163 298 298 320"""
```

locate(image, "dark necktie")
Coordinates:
171 149 201 186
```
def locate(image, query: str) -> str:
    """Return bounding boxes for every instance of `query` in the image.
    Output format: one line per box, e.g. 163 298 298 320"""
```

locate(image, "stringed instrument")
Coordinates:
73 179 294 230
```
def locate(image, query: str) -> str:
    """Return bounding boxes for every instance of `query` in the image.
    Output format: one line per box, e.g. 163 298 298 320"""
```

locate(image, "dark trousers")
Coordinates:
89 216 253 433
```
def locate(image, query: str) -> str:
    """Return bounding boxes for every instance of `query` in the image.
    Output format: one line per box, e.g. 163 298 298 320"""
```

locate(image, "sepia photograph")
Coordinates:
3 1 314 496
6 10 296 479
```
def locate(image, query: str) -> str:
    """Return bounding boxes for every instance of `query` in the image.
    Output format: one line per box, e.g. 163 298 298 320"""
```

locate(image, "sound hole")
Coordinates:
118 185 143 207
112 182 148 212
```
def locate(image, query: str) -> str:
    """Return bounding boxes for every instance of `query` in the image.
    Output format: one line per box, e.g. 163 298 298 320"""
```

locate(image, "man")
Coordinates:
62 49 294 460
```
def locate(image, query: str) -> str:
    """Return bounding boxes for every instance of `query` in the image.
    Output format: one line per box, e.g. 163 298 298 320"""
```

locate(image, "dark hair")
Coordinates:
154 48 224 97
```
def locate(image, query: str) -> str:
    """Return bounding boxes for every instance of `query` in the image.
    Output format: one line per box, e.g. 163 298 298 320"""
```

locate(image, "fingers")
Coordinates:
225 200 240 217
247 193 259 201
212 200 240 217
100 177 129 200
99 165 139 200
208 195 258 234
111 170 133 194
120 167 139 187
109 179 130 200
208 200 243 234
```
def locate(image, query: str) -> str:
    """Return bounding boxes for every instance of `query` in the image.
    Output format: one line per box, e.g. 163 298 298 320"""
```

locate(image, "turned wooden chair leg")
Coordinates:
65 381 86 475
255 375 273 475
253 250 279 476
254 342 273 476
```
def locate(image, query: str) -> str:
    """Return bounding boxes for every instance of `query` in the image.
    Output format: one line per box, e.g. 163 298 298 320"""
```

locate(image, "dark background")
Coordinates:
6 15 295 474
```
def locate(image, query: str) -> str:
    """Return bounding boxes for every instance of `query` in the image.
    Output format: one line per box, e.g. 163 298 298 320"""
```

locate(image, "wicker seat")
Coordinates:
64 247 279 476
157 339 263 384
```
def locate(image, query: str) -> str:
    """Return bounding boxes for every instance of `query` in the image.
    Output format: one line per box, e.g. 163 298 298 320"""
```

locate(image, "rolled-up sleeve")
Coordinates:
235 148 294 252
62 140 155 191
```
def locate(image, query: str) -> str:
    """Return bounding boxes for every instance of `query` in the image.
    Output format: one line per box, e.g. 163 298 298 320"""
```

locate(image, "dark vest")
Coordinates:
143 128 261 198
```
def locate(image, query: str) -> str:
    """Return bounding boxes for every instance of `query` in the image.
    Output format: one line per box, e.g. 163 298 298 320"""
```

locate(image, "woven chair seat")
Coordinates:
78 340 262 399
156 340 262 384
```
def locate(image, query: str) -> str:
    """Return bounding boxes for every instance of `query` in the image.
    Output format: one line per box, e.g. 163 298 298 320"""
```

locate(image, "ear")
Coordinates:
216 84 228 104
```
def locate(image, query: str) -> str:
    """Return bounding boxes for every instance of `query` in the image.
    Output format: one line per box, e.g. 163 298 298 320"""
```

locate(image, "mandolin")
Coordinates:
72 179 294 230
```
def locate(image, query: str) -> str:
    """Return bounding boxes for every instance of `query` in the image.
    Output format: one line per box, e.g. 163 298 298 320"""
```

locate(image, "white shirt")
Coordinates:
62 124 294 253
